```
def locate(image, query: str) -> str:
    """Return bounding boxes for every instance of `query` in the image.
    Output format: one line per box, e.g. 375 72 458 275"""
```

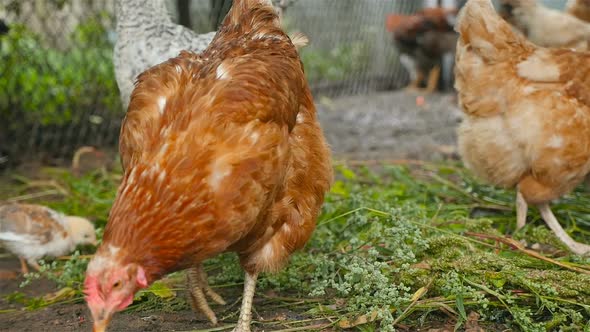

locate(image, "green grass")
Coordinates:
1 161 590 331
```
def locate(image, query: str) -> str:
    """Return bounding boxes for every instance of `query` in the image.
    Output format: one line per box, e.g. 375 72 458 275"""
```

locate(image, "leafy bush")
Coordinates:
300 42 370 83
0 18 120 129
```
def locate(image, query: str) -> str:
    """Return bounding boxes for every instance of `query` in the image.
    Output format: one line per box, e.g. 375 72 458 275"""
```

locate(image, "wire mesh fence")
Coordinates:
0 0 461 167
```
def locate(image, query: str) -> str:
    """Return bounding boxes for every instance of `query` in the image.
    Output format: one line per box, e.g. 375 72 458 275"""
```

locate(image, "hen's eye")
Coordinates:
113 281 121 289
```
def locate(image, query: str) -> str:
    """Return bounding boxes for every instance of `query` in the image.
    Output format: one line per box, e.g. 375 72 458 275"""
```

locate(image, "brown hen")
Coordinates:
499 0 590 50
84 0 333 331
455 0 590 255
567 0 590 22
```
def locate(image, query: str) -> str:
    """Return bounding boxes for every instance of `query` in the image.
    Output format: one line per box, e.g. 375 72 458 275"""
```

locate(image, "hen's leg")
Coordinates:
516 190 528 230
425 65 441 93
538 203 590 255
405 71 424 91
233 272 258 332
19 258 29 274
187 265 225 325
197 266 226 305
27 260 42 272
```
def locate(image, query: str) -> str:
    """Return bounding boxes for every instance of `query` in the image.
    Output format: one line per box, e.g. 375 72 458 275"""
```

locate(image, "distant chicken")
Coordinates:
0 204 97 274
499 0 590 50
567 0 590 22
114 0 216 109
114 0 284 109
455 0 590 254
386 7 458 92
84 0 332 331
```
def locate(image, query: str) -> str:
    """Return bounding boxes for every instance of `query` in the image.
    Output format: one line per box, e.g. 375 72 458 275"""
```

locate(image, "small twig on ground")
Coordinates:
270 323 334 332
180 324 235 332
393 279 434 326
338 159 427 166
2 189 64 203
465 232 590 275
56 255 94 260
29 180 68 195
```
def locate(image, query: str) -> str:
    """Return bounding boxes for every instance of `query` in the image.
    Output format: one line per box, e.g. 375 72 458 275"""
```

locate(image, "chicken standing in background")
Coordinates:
567 0 590 22
386 8 458 92
84 0 333 331
499 0 590 50
455 0 590 255
114 0 216 109
0 204 97 274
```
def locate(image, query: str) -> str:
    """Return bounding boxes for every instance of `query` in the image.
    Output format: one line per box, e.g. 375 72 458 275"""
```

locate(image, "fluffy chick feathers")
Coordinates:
0 203 96 273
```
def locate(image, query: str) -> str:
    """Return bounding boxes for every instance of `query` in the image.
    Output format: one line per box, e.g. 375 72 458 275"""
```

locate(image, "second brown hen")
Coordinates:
567 0 590 22
455 0 590 255
499 0 590 50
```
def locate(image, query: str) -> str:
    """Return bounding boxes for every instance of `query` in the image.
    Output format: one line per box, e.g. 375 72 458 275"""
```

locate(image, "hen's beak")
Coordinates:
91 310 112 332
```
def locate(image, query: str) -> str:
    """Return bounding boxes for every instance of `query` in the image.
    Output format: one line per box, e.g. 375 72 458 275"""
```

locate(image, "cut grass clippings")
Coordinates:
1 160 590 331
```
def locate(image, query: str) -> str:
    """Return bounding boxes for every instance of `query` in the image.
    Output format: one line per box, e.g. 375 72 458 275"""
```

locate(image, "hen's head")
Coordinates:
84 245 148 332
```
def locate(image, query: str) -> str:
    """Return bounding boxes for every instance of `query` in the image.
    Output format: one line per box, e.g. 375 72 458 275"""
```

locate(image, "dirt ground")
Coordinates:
0 91 468 331
0 256 323 332
317 90 461 161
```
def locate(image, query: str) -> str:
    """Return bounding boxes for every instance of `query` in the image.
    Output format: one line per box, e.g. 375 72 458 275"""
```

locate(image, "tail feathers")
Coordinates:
290 32 309 50
456 0 533 61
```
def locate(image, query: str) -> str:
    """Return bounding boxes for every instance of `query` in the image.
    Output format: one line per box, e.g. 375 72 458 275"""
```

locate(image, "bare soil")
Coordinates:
317 91 461 161
0 256 321 332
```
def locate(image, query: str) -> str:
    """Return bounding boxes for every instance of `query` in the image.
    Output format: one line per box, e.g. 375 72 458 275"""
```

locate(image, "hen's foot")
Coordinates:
19 258 29 275
538 203 590 255
232 272 258 332
516 190 528 230
187 265 226 325
424 65 441 93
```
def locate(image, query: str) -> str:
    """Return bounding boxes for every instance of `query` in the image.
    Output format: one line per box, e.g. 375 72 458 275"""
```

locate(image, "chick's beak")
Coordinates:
91 309 112 332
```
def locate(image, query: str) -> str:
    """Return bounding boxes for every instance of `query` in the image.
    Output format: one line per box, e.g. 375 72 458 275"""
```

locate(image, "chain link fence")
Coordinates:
0 0 465 167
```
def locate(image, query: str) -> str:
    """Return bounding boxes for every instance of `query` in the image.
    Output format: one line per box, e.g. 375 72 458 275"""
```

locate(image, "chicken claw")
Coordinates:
538 204 590 256
19 258 42 275
187 265 226 325
233 272 258 332
19 258 29 275
404 72 425 92
425 65 441 93
28 260 42 272
516 191 528 230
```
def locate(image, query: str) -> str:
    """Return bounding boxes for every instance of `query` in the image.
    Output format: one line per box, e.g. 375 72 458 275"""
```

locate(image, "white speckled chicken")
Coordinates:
455 0 590 255
114 0 216 109
0 203 97 273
